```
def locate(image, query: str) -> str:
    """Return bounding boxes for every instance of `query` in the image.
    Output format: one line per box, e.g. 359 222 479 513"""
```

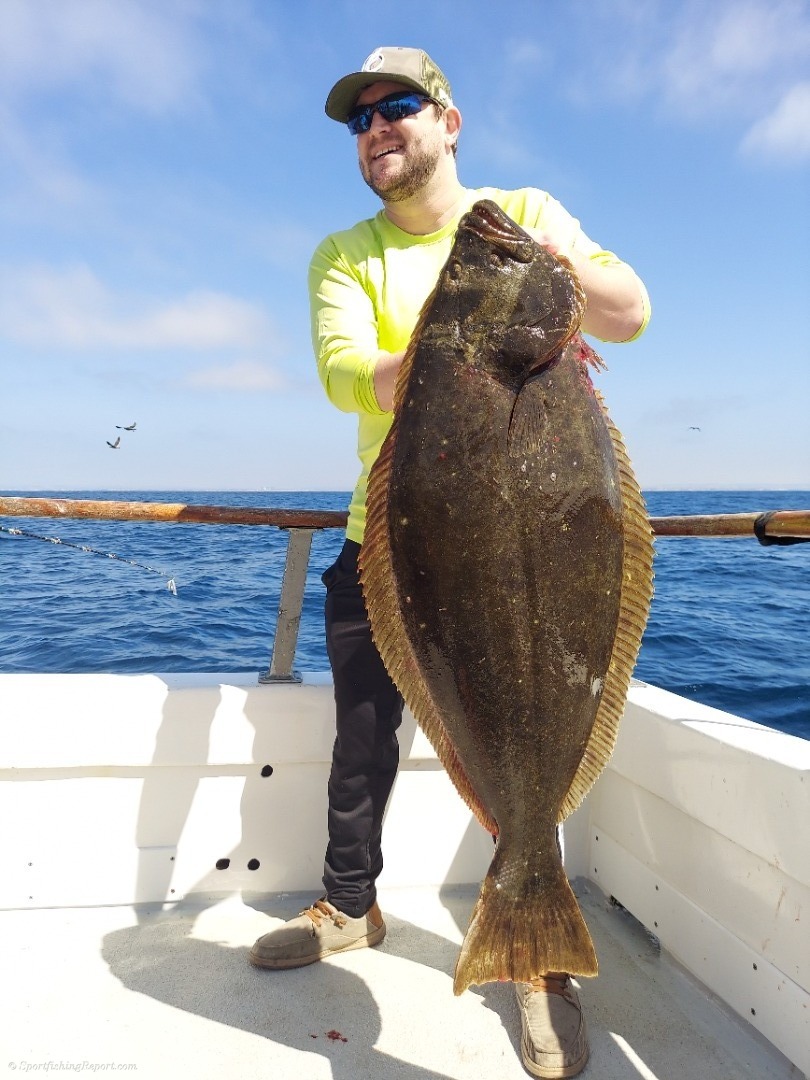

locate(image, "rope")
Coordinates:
0 524 177 593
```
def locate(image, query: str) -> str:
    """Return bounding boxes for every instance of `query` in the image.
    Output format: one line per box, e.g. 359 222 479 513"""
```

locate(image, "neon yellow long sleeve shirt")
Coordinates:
308 186 650 544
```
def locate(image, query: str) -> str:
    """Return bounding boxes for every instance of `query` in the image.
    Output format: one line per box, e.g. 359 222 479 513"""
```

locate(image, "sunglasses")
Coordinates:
346 90 432 135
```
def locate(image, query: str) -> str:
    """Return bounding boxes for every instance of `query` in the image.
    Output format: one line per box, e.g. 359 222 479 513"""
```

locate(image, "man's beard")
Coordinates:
360 133 442 202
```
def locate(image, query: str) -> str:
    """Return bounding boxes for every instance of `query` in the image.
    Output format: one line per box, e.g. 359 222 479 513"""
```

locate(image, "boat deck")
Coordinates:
1 882 799 1080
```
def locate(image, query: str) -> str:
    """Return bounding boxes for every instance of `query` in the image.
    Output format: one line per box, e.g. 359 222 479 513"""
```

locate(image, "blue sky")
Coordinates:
1 0 808 493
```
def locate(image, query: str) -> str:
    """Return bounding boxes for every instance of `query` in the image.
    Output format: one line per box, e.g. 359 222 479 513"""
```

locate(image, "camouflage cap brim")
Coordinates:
325 46 453 123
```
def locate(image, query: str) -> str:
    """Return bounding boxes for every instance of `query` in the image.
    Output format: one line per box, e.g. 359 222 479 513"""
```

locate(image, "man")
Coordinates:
250 46 650 1079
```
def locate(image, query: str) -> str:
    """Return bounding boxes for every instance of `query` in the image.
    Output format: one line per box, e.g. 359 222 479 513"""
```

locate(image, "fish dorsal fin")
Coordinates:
360 283 498 837
558 392 655 820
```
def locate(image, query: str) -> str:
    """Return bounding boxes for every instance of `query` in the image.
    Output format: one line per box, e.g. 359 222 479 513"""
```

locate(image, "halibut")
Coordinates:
360 200 654 993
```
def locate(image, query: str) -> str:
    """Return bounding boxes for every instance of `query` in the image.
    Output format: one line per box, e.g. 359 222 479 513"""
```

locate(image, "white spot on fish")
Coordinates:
400 517 409 526
590 676 603 697
561 651 588 687
550 472 557 482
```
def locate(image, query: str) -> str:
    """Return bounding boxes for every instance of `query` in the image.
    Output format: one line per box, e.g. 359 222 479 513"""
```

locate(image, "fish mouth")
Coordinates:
460 200 535 263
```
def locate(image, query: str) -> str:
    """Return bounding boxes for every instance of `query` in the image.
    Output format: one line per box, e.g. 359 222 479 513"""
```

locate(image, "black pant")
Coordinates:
321 539 404 918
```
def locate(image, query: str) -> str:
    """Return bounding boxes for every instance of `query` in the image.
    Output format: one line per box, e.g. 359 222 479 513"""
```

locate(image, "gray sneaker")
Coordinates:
516 976 590 1078
249 898 386 969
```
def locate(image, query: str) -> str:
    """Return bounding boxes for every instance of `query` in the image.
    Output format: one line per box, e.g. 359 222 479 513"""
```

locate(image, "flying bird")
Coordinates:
116 422 137 431
107 436 121 449
689 426 701 431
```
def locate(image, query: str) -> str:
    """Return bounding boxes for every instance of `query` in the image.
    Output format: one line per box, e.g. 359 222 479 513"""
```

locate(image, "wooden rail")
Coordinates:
651 510 810 540
0 496 347 530
1 497 809 539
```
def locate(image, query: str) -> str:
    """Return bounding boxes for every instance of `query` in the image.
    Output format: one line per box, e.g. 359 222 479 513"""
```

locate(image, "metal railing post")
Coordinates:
259 528 314 684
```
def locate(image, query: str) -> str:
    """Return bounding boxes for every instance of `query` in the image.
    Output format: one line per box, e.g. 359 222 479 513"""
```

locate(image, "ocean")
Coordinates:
1 489 808 740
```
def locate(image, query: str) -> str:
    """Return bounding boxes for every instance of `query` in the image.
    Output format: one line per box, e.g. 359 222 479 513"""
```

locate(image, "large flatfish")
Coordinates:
360 200 654 994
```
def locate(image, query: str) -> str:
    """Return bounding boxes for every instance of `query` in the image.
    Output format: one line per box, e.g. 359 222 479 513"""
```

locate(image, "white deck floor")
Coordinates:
1 882 800 1080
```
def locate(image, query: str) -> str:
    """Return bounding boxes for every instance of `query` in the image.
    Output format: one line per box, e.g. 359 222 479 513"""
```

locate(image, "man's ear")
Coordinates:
444 105 462 148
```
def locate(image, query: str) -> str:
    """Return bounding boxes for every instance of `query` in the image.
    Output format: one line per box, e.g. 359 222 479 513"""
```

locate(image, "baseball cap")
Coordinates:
325 46 453 123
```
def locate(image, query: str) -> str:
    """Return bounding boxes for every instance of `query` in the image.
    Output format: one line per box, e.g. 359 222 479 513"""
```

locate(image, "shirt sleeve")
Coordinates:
516 190 651 342
308 236 385 415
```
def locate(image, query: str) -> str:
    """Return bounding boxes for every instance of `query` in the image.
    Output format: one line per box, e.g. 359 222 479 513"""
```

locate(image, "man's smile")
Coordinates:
371 143 404 161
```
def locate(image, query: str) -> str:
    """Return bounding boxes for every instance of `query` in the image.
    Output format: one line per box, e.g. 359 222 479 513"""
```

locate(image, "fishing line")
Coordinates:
0 524 178 594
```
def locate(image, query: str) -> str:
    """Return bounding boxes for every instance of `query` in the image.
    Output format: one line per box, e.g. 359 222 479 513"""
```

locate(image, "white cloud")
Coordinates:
655 0 810 164
502 39 550 71
554 0 810 164
660 0 810 116
0 0 203 113
0 264 274 350
741 82 810 161
185 360 287 392
0 104 95 207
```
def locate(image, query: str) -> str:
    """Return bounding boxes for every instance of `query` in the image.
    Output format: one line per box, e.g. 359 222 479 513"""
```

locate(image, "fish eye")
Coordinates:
448 260 462 280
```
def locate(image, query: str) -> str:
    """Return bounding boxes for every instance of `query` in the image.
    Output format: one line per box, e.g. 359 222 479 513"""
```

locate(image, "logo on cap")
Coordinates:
362 51 384 72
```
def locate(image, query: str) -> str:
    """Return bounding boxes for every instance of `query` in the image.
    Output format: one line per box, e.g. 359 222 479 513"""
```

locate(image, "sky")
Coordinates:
1 0 809 494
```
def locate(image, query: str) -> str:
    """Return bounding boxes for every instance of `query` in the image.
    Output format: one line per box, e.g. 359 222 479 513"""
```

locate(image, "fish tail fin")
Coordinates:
453 840 597 996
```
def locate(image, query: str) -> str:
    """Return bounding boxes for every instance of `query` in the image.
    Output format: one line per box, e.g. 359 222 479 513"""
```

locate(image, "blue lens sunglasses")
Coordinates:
346 90 433 135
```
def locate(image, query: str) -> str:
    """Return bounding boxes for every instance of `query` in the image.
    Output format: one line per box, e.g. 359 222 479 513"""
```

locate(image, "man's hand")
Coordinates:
524 226 563 257
525 227 645 343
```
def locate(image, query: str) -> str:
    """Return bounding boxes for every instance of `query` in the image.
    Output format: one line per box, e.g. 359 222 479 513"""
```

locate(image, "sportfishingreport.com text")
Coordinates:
8 1065 137 1074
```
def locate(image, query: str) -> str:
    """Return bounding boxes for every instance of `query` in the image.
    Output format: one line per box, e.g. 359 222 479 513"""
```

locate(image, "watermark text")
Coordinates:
9 1065 137 1074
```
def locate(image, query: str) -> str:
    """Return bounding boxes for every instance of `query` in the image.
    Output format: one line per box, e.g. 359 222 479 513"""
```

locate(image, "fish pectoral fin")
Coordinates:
507 376 548 458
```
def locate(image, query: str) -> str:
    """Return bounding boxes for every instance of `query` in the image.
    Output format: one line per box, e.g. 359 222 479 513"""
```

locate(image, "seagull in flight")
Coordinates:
107 436 121 449
116 422 137 431
688 426 701 431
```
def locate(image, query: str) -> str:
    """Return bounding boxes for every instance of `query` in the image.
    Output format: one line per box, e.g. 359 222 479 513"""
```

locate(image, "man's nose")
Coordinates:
368 108 392 133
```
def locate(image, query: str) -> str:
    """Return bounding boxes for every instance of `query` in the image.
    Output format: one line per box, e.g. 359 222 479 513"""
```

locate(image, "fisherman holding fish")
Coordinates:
251 47 651 1079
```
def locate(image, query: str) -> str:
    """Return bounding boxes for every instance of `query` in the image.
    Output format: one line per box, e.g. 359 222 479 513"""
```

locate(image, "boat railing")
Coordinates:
1 496 809 684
